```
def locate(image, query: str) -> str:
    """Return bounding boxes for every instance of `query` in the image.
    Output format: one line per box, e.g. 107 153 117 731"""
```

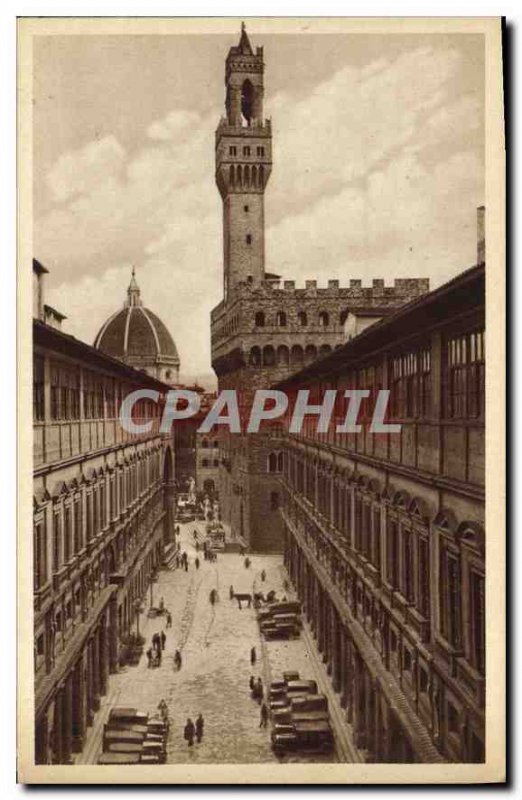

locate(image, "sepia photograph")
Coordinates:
17 16 505 784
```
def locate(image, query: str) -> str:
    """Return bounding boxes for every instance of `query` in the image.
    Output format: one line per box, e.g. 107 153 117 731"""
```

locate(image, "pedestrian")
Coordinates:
184 718 195 747
250 646 256 666
195 557 200 570
259 702 268 728
249 675 255 691
159 596 165 612
229 584 234 600
184 559 188 572
166 611 172 628
195 541 200 553
256 677 263 702
261 569 266 582
152 632 160 652
146 647 153 668
161 630 166 650
195 713 204 744
244 557 250 569
156 647 162 667
174 649 182 670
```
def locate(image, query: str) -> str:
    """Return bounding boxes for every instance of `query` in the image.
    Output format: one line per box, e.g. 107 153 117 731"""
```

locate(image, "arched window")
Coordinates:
319 344 332 358
254 311 265 327
319 311 329 327
244 165 250 188
298 311 307 326
213 440 219 449
201 439 208 449
237 165 242 187
259 164 264 188
268 452 278 473
305 344 317 363
251 165 257 186
277 345 289 366
291 345 304 366
277 452 284 472
202 458 209 468
241 79 254 125
263 345 275 367
229 165 235 188
276 310 287 327
249 346 261 366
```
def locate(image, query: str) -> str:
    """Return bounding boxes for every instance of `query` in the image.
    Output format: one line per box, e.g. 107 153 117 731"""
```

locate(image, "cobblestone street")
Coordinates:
77 522 347 764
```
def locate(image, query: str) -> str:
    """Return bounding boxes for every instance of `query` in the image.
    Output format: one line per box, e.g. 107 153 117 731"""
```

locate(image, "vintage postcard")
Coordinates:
17 16 505 783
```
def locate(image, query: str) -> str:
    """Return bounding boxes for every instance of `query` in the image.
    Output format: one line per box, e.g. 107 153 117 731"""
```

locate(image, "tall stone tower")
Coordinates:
211 25 430 552
215 23 272 299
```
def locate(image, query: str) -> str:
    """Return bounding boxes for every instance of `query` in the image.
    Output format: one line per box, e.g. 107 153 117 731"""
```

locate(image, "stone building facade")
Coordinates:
32 263 176 763
277 261 485 763
210 26 429 552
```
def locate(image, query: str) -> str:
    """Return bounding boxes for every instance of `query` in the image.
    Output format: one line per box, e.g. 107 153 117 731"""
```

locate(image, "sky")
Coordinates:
33 29 485 386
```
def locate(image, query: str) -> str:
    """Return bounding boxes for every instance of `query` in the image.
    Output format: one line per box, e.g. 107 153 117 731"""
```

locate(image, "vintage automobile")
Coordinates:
294 720 334 752
270 679 287 691
286 679 318 696
147 718 168 736
282 671 300 682
103 729 145 746
105 741 143 756
98 752 141 765
271 720 334 755
142 740 166 763
290 694 328 713
108 707 149 727
269 699 290 713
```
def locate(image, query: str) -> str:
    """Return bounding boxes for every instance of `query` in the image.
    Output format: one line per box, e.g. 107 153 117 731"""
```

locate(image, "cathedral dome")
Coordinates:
94 269 180 384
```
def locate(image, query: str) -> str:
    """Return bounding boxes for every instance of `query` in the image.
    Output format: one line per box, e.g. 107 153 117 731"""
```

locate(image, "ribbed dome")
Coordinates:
94 270 180 374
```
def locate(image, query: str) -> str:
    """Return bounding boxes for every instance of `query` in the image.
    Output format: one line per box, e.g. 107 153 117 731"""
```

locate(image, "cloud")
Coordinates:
147 110 201 141
35 41 484 378
46 135 126 203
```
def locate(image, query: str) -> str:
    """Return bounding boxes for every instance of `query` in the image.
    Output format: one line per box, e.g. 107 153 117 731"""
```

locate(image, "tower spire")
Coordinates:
126 266 142 307
238 21 253 54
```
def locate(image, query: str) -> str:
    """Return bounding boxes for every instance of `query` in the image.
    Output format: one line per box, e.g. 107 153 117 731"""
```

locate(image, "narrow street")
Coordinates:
77 522 346 764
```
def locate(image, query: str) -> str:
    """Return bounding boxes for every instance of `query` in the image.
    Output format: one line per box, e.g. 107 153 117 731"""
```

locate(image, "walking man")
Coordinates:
174 649 182 670
249 675 255 692
184 718 195 747
255 677 264 703
250 646 256 666
166 611 172 628
195 713 204 744
195 557 200 570
146 647 153 668
160 630 166 650
260 702 268 728
261 569 266 582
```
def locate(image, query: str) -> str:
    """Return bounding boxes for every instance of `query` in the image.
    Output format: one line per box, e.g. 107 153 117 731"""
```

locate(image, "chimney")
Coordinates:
477 205 485 264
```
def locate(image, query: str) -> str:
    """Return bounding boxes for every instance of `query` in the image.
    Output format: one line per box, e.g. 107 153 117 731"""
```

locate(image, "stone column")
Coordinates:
99 618 109 697
52 689 64 764
62 673 73 764
109 594 119 673
85 639 94 726
92 630 101 711
71 655 86 753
